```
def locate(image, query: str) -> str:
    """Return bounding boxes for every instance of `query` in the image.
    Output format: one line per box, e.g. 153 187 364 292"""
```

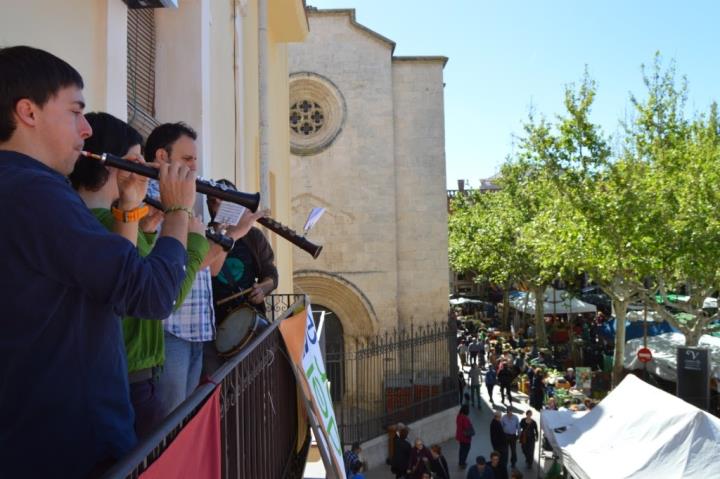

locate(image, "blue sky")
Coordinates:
307 1 720 188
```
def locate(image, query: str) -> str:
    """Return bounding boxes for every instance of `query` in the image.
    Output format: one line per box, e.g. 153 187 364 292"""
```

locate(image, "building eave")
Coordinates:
306 7 396 53
392 56 449 68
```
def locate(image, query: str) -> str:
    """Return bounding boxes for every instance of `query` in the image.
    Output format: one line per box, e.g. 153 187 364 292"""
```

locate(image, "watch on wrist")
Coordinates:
111 201 149 223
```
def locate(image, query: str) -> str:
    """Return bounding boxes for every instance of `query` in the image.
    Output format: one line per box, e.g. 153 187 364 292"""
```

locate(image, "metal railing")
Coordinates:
102 294 308 479
265 293 305 319
330 322 459 445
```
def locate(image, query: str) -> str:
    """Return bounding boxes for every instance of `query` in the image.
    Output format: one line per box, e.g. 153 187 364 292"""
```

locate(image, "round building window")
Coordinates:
289 72 346 156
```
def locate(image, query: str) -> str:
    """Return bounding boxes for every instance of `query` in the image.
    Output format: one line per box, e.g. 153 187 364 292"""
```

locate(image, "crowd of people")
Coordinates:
452 318 598 479
0 46 278 478
387 424 451 479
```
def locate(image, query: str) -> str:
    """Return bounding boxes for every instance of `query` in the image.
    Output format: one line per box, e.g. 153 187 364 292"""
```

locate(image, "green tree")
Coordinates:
627 56 720 345
449 189 524 330
538 72 657 387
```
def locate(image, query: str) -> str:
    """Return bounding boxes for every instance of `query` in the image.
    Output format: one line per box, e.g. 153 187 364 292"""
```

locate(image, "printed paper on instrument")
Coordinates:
215 201 246 225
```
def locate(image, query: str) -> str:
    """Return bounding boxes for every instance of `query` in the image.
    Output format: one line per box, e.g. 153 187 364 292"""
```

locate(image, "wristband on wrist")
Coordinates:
111 201 149 223
205 228 235 251
164 205 194 220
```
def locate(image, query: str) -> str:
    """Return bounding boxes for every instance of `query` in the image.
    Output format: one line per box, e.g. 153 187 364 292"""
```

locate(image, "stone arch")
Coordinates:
293 269 378 337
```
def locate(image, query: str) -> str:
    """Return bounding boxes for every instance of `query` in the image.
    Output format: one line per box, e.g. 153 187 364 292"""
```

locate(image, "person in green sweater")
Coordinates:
69 112 209 438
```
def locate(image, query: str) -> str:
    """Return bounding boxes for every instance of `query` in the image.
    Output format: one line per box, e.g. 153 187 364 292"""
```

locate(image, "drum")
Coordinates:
215 305 269 358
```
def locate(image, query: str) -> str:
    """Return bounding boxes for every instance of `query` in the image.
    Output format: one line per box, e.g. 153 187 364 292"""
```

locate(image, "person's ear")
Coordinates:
156 148 169 164
14 99 39 128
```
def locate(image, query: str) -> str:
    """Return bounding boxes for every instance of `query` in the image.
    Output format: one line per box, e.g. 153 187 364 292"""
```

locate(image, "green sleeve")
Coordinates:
174 232 210 309
142 230 158 248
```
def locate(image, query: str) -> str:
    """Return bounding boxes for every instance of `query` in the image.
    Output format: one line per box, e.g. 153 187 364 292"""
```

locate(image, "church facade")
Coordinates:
288 8 449 340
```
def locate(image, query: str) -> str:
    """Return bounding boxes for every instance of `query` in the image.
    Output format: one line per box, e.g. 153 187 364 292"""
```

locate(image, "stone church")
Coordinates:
289 7 449 339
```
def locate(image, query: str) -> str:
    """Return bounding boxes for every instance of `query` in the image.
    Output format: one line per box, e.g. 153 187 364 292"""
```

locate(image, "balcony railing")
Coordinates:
101 294 309 479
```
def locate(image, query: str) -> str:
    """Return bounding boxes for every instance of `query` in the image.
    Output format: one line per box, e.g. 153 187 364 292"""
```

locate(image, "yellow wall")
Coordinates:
208 0 237 183
0 0 127 119
238 0 307 292
0 0 307 295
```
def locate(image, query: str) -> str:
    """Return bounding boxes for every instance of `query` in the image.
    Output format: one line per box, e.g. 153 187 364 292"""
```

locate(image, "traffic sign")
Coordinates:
637 347 653 363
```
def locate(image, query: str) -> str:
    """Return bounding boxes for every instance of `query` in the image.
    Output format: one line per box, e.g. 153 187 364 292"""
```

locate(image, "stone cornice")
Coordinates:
392 56 449 68
306 7 396 53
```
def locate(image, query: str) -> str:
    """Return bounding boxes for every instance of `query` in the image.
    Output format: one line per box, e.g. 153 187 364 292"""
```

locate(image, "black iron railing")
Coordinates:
330 322 459 445
101 294 308 479
266 293 305 319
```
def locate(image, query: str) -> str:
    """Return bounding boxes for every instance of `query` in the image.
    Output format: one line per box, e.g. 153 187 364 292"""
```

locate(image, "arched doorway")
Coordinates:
293 270 378 337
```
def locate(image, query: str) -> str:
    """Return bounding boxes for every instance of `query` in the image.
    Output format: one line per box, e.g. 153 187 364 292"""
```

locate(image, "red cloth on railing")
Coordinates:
140 386 221 479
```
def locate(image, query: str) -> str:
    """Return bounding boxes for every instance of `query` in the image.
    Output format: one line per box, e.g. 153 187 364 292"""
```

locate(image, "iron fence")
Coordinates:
265 293 304 320
330 321 459 445
101 294 308 479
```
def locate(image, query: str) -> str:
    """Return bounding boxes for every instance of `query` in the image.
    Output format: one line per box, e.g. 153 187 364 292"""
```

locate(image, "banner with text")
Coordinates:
280 304 345 479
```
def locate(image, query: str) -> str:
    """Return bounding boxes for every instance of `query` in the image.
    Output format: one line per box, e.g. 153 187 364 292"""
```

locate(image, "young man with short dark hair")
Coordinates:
0 45 196 478
146 122 265 417
466 455 494 479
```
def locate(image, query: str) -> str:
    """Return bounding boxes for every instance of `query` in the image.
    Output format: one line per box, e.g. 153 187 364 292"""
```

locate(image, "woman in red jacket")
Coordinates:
455 404 474 468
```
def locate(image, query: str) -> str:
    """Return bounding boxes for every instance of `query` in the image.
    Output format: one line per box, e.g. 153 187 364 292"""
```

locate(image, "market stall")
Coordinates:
624 332 720 390
599 316 676 342
509 288 597 316
510 289 597 367
540 375 720 478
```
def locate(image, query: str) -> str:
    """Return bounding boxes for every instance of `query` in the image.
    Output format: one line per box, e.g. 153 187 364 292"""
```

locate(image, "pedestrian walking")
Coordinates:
490 412 508 476
489 451 508 479
497 362 514 406
428 444 450 479
468 364 482 408
458 370 468 404
485 365 497 405
501 410 519 469
529 369 545 411
455 404 474 468
391 424 411 478
468 337 482 366
343 442 363 478
519 410 538 469
477 337 486 369
407 439 432 479
466 455 495 479
458 341 469 367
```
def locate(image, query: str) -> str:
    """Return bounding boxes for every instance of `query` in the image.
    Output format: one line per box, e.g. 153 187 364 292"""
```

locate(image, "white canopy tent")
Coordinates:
541 375 720 478
509 287 597 315
624 332 720 388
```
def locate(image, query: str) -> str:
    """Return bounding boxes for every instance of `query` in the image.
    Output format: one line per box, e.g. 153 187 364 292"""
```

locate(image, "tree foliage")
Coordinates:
449 55 720 386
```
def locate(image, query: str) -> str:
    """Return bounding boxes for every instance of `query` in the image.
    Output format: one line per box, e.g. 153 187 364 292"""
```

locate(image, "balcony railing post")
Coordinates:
102 295 307 479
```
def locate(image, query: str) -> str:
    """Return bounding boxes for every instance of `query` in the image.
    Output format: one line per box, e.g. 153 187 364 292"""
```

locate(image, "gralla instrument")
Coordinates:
82 150 323 258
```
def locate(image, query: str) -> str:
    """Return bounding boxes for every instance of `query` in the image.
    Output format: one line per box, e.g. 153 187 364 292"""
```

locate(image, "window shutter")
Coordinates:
127 9 160 139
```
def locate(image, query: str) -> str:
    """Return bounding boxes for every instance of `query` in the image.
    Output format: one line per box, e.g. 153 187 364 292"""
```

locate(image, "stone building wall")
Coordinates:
289 9 448 335
392 60 449 328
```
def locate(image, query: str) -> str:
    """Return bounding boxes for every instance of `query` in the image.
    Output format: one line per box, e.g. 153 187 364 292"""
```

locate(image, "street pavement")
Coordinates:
364 361 549 479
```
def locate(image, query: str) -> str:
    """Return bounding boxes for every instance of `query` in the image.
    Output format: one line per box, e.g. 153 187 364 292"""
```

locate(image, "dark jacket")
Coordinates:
430 455 450 479
0 151 187 479
239 227 279 289
520 417 539 445
490 419 506 451
212 226 278 317
497 366 514 386
467 464 495 479
407 446 432 478
490 463 507 479
391 436 411 475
